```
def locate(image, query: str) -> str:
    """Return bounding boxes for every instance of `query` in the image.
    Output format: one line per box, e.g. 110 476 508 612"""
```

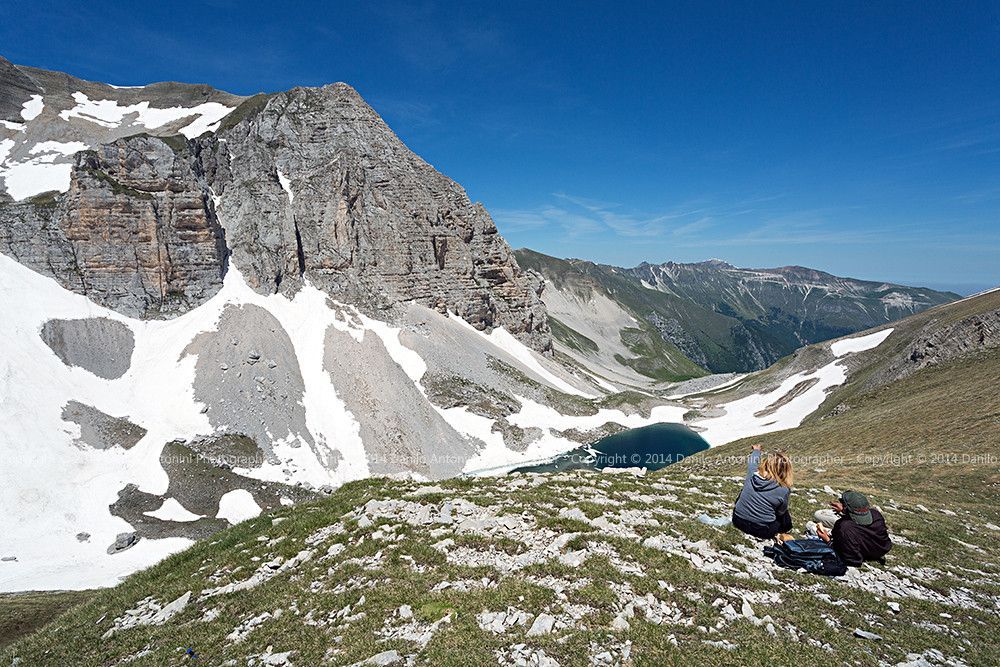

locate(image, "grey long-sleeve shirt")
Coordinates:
733 450 790 524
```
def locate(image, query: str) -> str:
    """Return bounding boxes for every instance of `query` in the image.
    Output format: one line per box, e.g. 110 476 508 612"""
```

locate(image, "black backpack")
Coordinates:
763 539 847 576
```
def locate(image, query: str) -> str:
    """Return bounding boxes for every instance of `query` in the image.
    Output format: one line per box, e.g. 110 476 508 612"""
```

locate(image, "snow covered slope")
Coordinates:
692 328 894 446
0 249 664 591
0 56 241 202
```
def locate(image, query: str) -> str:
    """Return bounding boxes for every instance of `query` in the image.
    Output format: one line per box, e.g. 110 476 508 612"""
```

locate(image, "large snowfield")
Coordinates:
0 249 898 590
0 252 688 591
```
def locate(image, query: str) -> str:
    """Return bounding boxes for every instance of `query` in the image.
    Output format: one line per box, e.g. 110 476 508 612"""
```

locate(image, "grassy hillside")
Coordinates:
7 341 998 666
680 343 1000 519
0 591 95 649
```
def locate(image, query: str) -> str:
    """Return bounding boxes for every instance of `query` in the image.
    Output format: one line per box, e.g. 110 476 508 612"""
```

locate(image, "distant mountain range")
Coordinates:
515 249 959 378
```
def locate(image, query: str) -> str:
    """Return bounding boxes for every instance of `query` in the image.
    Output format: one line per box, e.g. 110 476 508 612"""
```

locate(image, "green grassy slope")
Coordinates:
0 591 96 649
8 342 998 666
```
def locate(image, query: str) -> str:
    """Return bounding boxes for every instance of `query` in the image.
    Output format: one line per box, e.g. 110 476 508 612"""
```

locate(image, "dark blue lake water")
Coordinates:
513 422 709 474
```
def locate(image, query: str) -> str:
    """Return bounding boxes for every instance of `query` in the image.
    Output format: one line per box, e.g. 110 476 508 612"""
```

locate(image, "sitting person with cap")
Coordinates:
813 491 892 566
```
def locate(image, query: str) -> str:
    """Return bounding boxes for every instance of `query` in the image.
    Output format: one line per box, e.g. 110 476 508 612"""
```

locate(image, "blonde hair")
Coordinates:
758 451 794 488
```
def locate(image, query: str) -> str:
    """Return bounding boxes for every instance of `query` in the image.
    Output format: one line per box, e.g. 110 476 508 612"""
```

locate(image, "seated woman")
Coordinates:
732 444 794 541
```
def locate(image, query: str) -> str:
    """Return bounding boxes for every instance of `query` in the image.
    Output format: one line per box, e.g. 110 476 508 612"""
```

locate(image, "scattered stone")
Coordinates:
853 628 883 641
526 613 556 637
558 507 589 522
477 608 532 634
107 532 140 554
101 591 192 638
352 649 403 666
704 639 737 651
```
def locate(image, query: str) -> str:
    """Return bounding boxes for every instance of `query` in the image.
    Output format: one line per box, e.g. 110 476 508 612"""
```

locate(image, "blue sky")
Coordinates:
3 1 998 293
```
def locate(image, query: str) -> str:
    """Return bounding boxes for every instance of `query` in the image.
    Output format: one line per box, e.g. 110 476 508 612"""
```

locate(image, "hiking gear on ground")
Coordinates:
831 507 892 566
763 539 848 576
733 450 790 525
841 490 874 526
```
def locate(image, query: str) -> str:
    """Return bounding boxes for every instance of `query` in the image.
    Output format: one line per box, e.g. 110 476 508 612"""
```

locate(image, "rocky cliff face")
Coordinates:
1 136 228 317
0 59 550 350
880 305 1000 385
201 84 549 351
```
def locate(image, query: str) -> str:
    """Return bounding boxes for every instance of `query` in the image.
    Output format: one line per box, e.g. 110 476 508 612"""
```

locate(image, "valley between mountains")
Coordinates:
1 57 998 666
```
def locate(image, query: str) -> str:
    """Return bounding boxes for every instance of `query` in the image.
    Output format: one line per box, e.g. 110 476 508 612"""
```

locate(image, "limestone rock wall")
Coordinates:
200 84 550 352
0 136 228 317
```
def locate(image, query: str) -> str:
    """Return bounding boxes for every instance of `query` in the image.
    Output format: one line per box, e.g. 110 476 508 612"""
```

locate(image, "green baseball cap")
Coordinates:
841 491 873 526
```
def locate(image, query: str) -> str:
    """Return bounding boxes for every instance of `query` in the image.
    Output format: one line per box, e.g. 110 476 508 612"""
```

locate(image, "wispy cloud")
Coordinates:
495 191 803 242
490 190 965 263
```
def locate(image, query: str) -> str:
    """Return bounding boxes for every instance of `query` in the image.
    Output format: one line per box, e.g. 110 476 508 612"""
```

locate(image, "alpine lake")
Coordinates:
513 422 709 474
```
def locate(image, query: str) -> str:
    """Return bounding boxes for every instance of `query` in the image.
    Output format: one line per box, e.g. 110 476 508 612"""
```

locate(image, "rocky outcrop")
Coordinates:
199 84 550 351
61 400 147 450
1 135 228 317
879 308 1000 384
0 56 42 121
181 303 317 464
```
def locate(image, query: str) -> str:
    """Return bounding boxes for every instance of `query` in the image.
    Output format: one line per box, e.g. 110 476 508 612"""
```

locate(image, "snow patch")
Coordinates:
144 498 203 523
20 95 44 121
449 314 595 398
693 327 894 447
695 362 846 447
216 490 262 524
58 92 234 138
276 169 294 203
29 140 90 156
0 161 73 200
1 141 88 200
880 292 916 310
0 138 13 164
830 328 893 357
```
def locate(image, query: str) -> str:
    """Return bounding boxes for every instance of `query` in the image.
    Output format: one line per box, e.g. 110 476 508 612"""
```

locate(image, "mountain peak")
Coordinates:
0 58 551 352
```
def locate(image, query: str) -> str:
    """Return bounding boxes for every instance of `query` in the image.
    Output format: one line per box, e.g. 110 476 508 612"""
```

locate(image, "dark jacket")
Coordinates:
831 508 892 566
733 450 790 525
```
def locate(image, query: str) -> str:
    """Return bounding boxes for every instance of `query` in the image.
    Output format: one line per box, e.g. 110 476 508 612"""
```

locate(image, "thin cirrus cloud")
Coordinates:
494 192 713 238
492 191 889 248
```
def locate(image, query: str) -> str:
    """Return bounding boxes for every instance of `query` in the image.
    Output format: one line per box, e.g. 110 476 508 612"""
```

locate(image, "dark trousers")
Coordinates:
732 510 792 540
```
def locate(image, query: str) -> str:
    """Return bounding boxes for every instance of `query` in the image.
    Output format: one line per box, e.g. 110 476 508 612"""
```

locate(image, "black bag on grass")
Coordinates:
763 539 847 576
